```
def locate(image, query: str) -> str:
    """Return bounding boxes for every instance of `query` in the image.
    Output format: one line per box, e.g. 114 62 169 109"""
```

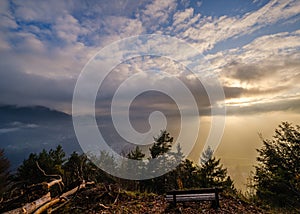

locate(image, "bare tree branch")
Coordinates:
34 181 94 214
36 161 64 191
35 161 62 180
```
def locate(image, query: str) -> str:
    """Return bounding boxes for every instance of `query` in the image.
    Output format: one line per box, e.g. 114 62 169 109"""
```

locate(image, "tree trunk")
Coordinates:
3 181 94 214
3 192 51 214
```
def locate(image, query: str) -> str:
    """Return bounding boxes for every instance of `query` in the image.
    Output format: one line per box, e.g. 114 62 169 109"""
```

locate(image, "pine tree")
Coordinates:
145 130 174 193
17 145 66 184
0 149 10 196
91 151 117 184
198 147 234 189
255 122 300 208
175 159 199 189
63 152 98 187
149 130 173 159
200 146 213 164
127 146 145 160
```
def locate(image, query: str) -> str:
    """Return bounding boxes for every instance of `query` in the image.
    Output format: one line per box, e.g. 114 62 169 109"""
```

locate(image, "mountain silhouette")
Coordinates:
0 105 81 170
0 105 70 126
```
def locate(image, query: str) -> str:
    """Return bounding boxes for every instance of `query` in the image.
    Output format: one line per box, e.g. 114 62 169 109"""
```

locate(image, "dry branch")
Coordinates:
36 161 64 191
42 178 63 190
113 188 121 205
33 181 95 214
35 162 61 180
3 181 94 214
99 203 109 209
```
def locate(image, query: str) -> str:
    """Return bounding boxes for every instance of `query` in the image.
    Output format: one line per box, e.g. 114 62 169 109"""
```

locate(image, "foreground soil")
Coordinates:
55 184 265 214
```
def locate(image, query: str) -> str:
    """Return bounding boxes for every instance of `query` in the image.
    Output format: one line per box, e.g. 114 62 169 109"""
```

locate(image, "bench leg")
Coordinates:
211 191 220 209
172 194 177 206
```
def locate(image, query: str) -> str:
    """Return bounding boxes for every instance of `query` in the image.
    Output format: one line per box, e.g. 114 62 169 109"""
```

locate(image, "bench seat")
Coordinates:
165 188 222 208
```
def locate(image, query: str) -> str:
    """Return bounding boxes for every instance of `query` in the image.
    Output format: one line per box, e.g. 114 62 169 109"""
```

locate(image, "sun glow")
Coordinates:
225 97 259 107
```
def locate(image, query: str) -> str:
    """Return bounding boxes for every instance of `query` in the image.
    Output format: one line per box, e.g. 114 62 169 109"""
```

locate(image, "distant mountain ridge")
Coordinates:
0 105 129 170
0 105 81 170
0 105 70 125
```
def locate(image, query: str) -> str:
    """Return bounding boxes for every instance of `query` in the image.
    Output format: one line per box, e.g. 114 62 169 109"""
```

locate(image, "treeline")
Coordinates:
0 122 299 212
1 131 234 193
0 130 234 212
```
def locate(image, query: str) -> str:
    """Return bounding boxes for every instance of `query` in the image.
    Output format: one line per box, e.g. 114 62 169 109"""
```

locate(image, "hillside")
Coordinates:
0 105 70 125
0 105 81 169
51 184 264 214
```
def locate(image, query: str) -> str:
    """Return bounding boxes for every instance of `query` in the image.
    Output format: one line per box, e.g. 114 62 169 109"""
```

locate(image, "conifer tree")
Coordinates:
0 149 10 196
198 147 234 189
149 130 173 159
255 122 300 208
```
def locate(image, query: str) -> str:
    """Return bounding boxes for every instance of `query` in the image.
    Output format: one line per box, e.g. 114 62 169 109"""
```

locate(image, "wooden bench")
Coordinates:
165 188 222 208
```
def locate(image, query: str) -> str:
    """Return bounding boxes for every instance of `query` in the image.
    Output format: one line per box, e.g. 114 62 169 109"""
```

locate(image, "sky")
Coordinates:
1 0 300 190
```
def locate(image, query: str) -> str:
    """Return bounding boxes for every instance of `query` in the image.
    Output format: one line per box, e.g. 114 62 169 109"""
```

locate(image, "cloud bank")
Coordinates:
0 0 299 116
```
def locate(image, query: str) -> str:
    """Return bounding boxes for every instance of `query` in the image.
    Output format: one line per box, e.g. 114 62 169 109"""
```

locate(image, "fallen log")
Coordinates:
33 198 64 214
3 192 51 214
33 181 95 214
3 181 94 214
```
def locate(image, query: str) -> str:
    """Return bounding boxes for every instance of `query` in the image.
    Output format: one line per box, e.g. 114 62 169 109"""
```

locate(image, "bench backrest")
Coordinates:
166 187 222 195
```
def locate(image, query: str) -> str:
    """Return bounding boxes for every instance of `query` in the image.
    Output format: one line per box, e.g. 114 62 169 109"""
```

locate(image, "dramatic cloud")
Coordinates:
0 0 299 114
137 0 177 31
168 0 300 52
1 0 299 191
0 65 75 109
200 28 300 115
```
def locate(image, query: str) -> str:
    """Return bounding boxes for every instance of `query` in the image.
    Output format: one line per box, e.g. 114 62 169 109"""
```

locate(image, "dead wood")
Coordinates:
33 181 95 214
3 192 51 214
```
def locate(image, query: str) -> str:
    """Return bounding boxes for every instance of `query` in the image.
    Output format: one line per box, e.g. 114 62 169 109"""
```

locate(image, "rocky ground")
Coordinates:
55 184 266 214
